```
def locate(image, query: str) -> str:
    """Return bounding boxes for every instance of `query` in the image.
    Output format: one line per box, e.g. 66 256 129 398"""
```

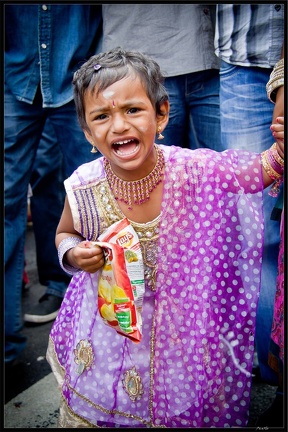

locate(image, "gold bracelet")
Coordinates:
271 143 284 166
261 151 282 180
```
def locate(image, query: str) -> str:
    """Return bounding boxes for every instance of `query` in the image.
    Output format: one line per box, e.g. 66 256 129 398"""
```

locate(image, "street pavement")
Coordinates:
4 225 279 428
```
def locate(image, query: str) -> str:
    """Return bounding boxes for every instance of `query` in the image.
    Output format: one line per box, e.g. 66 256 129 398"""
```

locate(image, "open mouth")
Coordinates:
112 139 140 156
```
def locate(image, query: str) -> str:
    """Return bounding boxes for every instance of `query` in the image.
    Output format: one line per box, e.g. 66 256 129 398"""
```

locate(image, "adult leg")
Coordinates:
24 120 71 323
4 84 46 363
155 75 188 148
186 69 222 151
219 60 280 385
23 99 97 324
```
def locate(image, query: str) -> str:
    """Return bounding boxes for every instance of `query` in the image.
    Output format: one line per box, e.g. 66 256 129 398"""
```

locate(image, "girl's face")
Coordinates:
83 74 169 179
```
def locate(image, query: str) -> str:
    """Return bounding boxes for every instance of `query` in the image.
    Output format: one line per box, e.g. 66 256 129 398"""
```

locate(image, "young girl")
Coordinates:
46 48 284 428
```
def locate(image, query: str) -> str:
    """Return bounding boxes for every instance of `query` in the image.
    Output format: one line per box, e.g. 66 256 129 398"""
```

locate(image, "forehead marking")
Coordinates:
102 90 115 100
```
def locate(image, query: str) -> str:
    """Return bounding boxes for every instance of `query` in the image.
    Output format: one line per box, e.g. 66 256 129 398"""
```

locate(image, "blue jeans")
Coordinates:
219 60 281 385
156 69 222 151
4 84 97 363
29 120 71 298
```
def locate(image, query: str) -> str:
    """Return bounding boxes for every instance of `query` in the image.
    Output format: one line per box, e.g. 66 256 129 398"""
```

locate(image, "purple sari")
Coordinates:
47 145 264 427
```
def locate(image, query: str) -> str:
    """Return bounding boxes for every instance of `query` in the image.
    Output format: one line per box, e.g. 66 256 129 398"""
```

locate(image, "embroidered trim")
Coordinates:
74 339 94 375
122 366 144 401
149 313 156 422
65 376 152 425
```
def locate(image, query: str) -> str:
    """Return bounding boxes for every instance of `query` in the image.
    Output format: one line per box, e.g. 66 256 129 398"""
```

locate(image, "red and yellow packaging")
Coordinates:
90 218 144 343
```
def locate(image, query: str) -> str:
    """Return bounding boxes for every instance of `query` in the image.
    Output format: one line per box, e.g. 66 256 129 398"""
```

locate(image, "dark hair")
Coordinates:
73 47 169 132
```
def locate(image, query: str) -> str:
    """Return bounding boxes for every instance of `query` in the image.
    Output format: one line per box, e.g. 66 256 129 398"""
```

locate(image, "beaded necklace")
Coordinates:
104 146 165 210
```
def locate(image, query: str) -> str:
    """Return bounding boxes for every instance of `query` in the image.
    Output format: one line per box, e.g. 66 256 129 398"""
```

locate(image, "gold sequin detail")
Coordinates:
122 366 144 401
74 339 94 375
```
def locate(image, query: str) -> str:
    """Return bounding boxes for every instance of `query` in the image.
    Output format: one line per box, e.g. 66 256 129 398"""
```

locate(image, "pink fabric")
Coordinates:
271 208 284 362
48 145 264 427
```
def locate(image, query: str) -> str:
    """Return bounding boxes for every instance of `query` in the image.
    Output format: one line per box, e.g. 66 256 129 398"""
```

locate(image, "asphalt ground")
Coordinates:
3 225 281 428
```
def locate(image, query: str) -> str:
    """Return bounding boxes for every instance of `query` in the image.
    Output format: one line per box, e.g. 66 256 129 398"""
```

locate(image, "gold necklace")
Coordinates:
104 146 165 210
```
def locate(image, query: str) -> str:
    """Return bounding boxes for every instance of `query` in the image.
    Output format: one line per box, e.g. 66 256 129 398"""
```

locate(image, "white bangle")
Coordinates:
58 237 82 275
266 58 284 103
266 78 284 103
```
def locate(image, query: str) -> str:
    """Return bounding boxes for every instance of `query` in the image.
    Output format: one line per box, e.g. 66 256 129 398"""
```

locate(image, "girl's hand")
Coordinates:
270 116 284 158
66 241 105 273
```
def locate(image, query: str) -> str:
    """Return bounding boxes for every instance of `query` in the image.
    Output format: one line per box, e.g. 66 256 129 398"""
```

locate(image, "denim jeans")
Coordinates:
219 60 281 385
155 69 222 151
4 84 97 363
29 120 71 297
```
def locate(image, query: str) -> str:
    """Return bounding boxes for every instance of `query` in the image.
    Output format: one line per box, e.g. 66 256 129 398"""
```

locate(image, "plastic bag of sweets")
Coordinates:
90 218 145 342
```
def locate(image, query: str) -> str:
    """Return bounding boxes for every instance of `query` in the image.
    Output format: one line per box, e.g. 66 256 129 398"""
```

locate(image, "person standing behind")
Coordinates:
256 53 285 427
4 4 102 367
102 3 222 151
23 120 71 324
214 3 284 386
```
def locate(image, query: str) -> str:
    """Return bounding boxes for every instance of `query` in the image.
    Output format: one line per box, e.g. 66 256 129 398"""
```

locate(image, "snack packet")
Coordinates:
90 218 145 343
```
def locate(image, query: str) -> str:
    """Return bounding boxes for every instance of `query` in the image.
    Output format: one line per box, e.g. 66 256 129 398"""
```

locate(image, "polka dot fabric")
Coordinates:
154 146 263 427
47 145 264 427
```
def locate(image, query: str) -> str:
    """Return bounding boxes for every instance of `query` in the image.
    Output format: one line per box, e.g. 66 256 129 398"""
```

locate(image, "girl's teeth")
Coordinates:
115 139 132 145
116 146 138 156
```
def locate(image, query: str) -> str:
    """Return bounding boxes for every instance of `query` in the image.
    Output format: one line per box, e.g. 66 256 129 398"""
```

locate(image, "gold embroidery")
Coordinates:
95 180 159 292
122 367 144 401
64 376 153 426
149 313 156 422
74 339 94 375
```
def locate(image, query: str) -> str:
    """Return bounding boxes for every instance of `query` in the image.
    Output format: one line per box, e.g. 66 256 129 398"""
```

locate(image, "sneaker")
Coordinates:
24 294 63 324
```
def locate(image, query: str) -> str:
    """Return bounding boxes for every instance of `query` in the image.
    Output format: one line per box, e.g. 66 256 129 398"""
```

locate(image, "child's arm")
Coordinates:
55 196 104 274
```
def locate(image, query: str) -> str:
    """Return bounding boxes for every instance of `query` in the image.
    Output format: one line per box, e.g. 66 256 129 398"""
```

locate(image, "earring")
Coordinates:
157 126 164 140
90 142 98 153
